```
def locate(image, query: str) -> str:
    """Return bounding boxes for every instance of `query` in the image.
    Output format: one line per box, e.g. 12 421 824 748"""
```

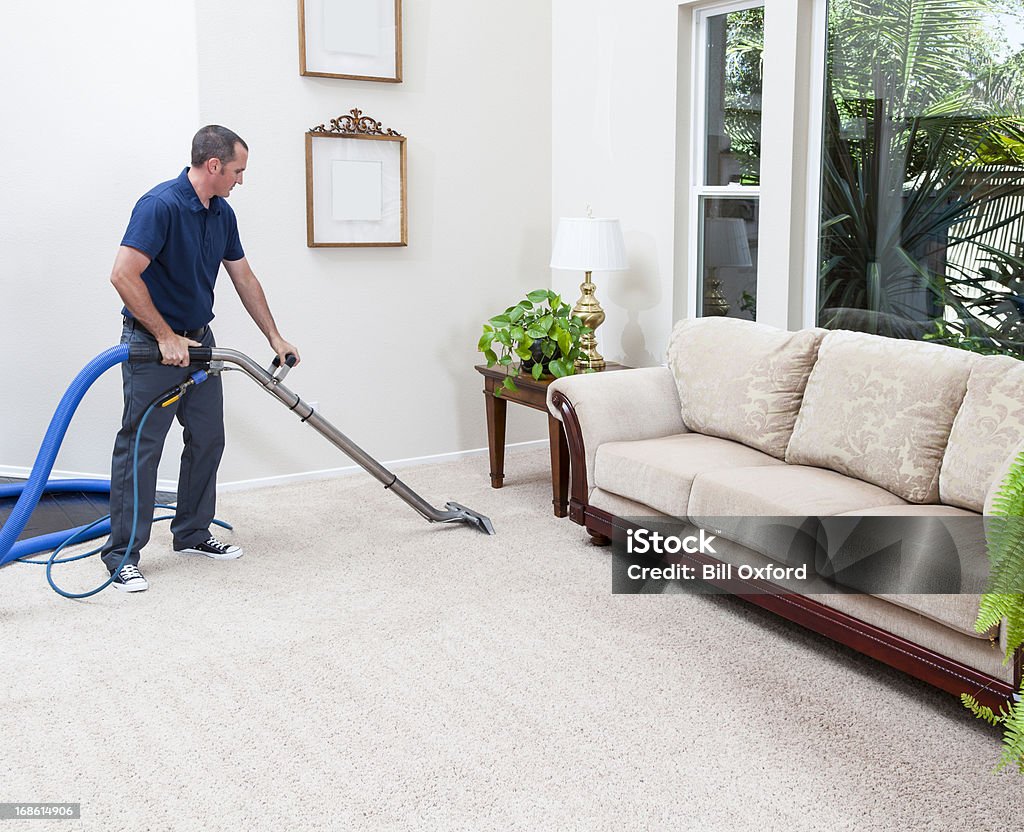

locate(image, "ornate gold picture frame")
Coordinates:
298 0 402 83
305 110 407 248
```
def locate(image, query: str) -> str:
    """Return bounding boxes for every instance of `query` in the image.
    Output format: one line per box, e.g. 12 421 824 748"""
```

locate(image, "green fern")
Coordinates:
962 693 1003 727
969 449 1024 772
977 450 1024 653
976 592 1024 640
997 702 1024 773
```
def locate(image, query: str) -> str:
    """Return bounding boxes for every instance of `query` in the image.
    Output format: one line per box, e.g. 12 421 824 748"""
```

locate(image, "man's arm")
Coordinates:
222 257 300 366
110 246 198 367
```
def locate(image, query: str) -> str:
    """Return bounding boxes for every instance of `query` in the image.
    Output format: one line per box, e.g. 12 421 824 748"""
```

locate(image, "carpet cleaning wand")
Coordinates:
130 344 496 535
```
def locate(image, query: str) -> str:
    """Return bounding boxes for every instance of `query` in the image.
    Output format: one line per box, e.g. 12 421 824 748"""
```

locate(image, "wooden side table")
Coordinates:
475 362 627 517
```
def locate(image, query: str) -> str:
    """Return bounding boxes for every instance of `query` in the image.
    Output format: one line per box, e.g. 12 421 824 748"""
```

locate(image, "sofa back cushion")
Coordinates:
984 439 1024 516
665 318 825 459
786 330 976 503
940 355 1024 512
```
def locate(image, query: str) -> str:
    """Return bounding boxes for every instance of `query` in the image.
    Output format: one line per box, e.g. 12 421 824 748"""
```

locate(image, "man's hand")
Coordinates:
158 334 202 367
270 336 301 368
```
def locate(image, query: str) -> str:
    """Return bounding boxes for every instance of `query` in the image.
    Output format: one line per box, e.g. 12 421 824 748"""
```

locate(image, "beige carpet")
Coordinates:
1 446 1019 831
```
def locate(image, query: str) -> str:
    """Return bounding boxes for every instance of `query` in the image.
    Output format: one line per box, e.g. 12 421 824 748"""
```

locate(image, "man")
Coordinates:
101 125 299 592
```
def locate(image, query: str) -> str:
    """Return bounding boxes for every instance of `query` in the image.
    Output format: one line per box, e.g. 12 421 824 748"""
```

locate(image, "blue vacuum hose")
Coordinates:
0 479 114 562
0 345 129 567
0 346 229 598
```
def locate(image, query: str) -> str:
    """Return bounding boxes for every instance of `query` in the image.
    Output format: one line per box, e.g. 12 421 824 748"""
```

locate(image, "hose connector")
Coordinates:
160 369 209 408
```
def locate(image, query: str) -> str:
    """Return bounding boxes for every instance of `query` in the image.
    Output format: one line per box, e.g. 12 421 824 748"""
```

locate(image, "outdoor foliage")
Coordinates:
721 6 764 185
819 0 1024 356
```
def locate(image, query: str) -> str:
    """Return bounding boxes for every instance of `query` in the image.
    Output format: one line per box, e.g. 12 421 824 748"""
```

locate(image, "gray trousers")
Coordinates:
100 320 224 572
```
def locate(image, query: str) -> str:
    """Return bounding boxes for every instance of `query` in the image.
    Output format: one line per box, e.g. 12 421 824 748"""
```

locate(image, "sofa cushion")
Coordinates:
820 591 1012 681
689 464 908 518
589 488 668 519
665 318 825 460
827 505 990 639
940 355 1024 512
786 330 975 503
687 464 906 563
593 433 784 518
821 504 987 601
985 439 1024 516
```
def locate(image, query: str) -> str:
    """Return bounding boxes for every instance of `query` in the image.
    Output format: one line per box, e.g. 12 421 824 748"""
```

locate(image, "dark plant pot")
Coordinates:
520 338 562 375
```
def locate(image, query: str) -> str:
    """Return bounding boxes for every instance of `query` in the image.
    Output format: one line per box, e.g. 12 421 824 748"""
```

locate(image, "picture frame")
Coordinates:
298 0 402 83
305 110 407 248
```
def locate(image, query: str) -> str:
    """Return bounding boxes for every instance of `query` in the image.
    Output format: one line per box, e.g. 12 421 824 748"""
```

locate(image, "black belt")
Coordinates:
124 317 208 340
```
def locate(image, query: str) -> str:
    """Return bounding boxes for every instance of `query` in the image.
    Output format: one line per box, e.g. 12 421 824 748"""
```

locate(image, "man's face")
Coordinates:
212 143 247 197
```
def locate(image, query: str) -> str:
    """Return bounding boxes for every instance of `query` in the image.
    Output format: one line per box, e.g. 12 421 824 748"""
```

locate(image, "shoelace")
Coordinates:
119 564 143 581
205 536 229 551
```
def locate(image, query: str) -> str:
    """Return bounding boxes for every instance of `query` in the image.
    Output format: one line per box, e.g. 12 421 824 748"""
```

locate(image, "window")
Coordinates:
816 0 1024 357
693 3 763 320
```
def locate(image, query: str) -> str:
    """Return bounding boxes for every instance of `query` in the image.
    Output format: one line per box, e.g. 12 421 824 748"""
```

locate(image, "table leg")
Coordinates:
484 386 507 489
548 415 569 517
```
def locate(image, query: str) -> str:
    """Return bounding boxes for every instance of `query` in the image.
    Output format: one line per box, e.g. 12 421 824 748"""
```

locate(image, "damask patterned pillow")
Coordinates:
786 331 976 503
940 355 1024 512
665 318 825 459
984 439 1024 516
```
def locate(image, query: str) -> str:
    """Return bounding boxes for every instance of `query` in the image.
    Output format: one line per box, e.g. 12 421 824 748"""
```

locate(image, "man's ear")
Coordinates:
207 157 221 174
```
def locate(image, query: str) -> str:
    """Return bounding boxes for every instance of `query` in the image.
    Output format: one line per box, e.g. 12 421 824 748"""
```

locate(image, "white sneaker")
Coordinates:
111 563 149 592
174 536 243 560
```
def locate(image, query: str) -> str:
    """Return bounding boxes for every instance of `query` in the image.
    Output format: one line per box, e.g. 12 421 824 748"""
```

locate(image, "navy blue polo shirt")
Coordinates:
121 168 244 331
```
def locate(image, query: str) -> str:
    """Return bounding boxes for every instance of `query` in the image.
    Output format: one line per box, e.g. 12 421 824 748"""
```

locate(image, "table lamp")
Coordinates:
549 215 629 370
702 217 752 317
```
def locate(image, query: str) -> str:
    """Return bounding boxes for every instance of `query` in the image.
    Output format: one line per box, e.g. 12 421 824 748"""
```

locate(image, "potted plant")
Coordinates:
963 448 1024 772
478 289 590 395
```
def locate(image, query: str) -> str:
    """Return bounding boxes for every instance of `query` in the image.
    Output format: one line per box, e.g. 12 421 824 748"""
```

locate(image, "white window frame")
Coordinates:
688 0 764 319
800 0 829 329
677 0 828 330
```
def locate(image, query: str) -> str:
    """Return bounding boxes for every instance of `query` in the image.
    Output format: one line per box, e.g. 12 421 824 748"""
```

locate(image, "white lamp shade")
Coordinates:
703 218 752 269
549 218 629 271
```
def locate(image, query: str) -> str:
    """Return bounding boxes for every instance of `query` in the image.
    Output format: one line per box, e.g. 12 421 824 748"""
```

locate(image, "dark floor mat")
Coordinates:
0 479 176 541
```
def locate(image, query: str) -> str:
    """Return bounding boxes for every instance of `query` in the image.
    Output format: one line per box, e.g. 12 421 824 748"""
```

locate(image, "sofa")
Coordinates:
547 317 1024 709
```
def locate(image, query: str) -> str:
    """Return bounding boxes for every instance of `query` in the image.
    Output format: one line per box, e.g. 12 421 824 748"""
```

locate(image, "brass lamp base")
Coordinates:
702 273 730 317
573 271 606 370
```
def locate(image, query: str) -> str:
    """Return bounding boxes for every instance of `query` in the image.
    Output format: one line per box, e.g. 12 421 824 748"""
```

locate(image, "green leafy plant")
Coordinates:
720 6 764 186
478 289 590 395
923 319 1018 356
963 449 1024 772
739 290 757 319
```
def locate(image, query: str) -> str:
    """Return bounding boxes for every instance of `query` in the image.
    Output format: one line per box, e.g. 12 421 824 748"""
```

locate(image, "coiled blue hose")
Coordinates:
0 346 231 598
0 479 114 562
0 345 129 567
41 399 159 598
0 479 113 498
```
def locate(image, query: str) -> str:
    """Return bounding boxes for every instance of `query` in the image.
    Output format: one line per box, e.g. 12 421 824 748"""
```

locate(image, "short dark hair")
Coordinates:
191 125 248 167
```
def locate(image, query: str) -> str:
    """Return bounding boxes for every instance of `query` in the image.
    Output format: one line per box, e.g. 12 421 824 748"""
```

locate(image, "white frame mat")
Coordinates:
305 130 407 247
298 0 403 83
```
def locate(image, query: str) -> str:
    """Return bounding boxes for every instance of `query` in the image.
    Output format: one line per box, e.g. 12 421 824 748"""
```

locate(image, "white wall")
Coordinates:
552 0 682 368
1 0 552 486
0 1 200 479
